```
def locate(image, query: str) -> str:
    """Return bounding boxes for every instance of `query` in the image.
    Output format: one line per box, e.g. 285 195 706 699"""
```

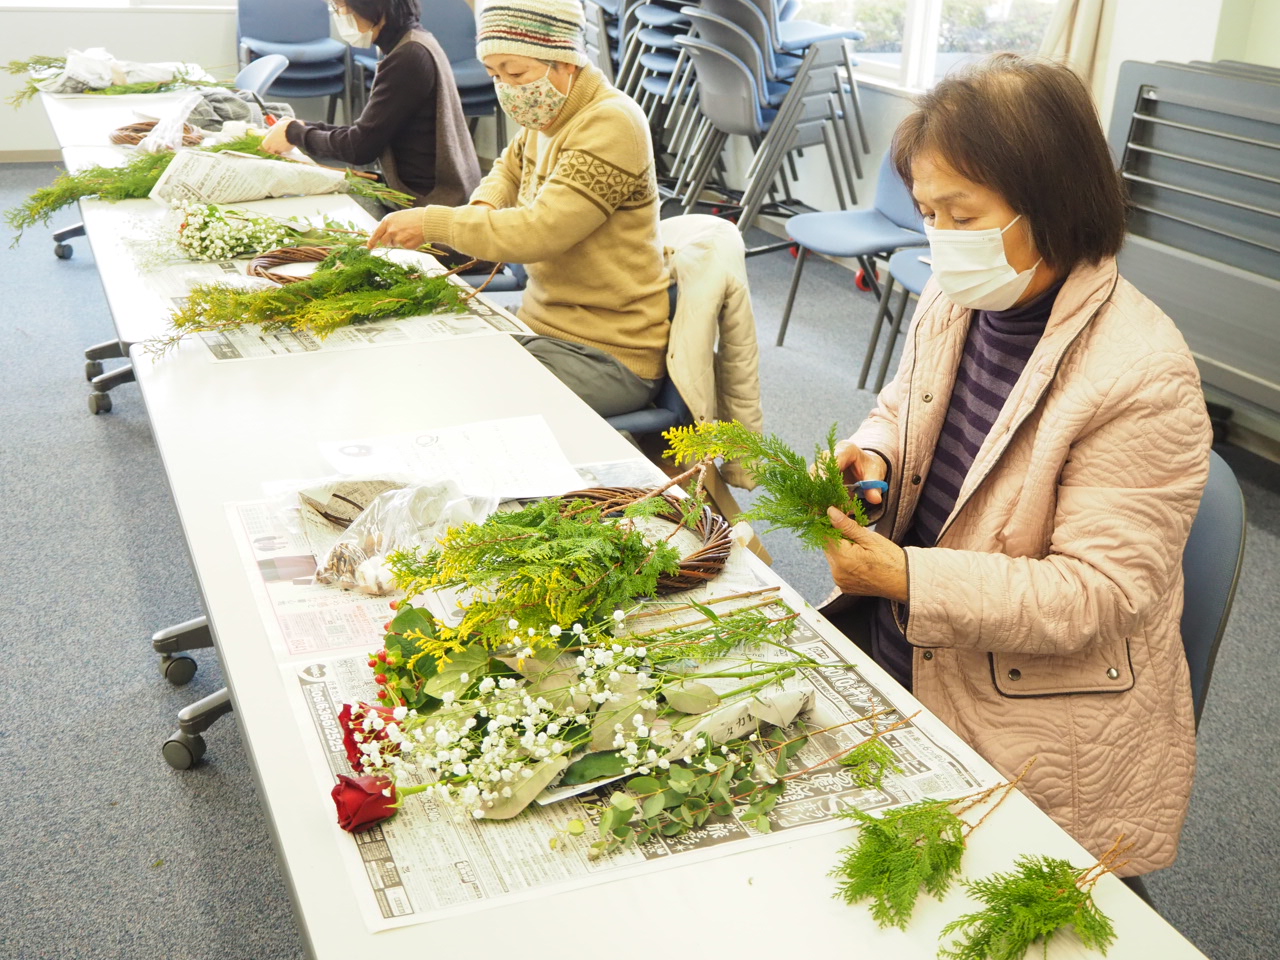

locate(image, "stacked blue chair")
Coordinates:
775 151 926 349
617 0 692 114
238 0 351 124
858 247 932 391
424 0 508 149
667 0 868 242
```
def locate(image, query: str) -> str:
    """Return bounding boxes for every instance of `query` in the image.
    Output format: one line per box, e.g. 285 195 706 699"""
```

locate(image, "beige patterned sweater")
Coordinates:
418 65 670 380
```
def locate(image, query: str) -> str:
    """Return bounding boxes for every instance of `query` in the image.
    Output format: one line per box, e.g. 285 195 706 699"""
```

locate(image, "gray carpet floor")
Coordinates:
0 162 1276 958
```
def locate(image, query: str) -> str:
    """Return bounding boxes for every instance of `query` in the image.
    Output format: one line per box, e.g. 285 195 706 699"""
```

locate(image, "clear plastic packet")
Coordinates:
315 479 498 595
138 92 203 153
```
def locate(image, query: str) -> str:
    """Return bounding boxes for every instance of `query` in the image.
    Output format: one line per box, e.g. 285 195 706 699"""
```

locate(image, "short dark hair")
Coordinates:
891 54 1127 271
344 0 421 33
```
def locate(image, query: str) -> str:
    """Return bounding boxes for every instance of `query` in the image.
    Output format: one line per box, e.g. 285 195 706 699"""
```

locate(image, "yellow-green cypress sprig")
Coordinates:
938 854 1119 960
664 421 868 549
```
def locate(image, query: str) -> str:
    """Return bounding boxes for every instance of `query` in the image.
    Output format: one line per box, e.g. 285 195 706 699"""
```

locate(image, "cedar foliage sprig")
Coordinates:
387 493 688 650
830 762 1035 930
152 243 463 349
664 421 868 548
839 736 904 789
938 841 1127 960
4 132 411 242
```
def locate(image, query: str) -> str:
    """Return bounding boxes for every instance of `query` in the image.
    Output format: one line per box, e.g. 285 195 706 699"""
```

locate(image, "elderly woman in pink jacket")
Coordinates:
822 54 1212 878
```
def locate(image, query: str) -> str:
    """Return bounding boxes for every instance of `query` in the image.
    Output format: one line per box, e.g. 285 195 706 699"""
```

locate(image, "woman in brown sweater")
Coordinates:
260 0 480 209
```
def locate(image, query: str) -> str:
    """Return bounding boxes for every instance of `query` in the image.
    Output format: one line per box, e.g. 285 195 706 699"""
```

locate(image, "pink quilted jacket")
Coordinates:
850 255 1212 874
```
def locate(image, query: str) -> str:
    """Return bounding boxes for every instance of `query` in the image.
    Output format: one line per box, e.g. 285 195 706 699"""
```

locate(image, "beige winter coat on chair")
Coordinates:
849 255 1212 874
661 214 763 490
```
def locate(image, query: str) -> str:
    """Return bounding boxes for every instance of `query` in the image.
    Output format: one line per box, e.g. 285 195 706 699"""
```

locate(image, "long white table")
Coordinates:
41 91 1210 959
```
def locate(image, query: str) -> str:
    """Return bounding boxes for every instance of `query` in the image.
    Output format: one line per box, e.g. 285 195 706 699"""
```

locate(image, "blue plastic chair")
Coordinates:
776 151 926 346
858 247 931 391
233 53 290 98
238 0 350 122
1181 448 1246 728
421 0 506 147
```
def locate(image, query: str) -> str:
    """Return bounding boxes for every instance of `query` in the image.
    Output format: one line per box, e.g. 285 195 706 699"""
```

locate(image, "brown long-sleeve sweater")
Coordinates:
417 64 670 380
285 25 480 207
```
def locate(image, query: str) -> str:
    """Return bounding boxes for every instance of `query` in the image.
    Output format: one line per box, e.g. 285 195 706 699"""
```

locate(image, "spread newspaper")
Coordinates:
281 599 996 932
228 449 997 932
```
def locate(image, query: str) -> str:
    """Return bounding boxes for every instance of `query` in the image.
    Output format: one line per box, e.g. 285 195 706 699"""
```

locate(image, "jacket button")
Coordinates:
922 650 933 661
1007 668 1022 681
1106 667 1120 680
911 474 922 485
923 392 933 402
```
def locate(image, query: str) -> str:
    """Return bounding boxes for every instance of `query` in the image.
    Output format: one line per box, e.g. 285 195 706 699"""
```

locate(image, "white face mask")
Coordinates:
333 12 374 47
925 215 1042 312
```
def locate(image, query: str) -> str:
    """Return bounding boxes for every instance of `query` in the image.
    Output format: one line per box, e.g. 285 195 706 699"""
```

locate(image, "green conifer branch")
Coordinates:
938 853 1120 960
839 736 905 789
663 421 868 549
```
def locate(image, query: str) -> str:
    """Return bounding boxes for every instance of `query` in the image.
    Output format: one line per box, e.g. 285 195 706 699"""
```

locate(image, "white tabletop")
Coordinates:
43 91 1208 959
41 90 195 147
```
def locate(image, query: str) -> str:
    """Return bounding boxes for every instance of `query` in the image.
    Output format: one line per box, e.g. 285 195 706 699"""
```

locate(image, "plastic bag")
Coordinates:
138 92 203 153
315 479 497 594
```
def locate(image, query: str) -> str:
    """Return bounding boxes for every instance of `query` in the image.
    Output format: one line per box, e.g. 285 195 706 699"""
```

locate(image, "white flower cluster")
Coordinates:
349 616 714 822
170 201 295 261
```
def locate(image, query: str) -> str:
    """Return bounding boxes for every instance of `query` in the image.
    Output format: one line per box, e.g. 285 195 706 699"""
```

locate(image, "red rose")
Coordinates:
331 774 398 832
338 702 402 773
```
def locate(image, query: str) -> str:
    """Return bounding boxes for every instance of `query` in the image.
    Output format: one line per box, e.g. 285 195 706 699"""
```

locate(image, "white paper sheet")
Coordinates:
320 416 584 499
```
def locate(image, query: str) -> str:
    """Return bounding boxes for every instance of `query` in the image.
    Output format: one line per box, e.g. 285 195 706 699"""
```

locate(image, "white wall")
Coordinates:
0 4 239 159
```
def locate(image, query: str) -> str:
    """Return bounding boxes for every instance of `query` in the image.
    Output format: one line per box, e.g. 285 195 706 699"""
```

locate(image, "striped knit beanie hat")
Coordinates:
475 0 588 67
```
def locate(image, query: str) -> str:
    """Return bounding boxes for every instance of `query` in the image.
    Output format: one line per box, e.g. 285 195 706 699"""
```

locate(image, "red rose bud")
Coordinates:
337 703 403 773
331 774 398 832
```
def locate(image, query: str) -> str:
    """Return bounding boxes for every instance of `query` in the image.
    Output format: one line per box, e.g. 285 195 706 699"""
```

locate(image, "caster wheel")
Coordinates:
162 731 206 770
160 654 198 686
711 206 722 215
88 392 112 415
789 244 800 258
54 242 74 260
85 360 104 381
855 268 872 292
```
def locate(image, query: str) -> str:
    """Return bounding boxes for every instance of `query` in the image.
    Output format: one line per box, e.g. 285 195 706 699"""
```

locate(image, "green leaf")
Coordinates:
660 821 685 836
421 644 489 699
641 794 666 819
609 792 636 812
560 750 627 786
662 680 722 715
567 819 586 836
667 766 695 784
480 757 569 820
628 776 662 796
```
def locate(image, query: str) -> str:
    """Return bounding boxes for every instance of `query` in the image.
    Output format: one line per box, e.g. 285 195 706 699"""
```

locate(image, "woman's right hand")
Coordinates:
835 440 887 506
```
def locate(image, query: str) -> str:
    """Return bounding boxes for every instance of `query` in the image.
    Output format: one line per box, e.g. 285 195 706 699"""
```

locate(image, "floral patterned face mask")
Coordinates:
495 66 571 130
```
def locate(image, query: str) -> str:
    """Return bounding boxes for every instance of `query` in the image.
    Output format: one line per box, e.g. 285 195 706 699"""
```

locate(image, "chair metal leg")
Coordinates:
874 285 912 392
84 339 126 363
858 255 883 300
326 93 338 124
163 687 234 770
858 274 897 389
152 615 213 686
776 247 809 346
53 222 86 242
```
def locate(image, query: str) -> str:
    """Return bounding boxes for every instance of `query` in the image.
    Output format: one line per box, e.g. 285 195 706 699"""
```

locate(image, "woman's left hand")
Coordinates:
823 507 909 602
368 209 426 250
259 118 296 155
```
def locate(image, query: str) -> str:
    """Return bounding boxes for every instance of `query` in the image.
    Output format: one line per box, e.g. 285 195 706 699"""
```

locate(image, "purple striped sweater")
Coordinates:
871 280 1064 689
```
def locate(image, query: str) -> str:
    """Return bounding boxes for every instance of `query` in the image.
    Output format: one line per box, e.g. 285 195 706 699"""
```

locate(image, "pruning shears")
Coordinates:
849 480 888 497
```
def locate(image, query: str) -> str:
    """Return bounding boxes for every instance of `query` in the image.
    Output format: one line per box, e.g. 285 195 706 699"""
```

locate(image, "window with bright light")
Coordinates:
796 0 1058 89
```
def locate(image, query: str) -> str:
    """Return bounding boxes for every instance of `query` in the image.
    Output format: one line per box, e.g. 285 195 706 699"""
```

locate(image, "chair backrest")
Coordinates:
234 53 290 97
1180 448 1247 727
423 0 478 63
683 9 770 105
874 150 924 233
238 0 331 44
676 37 768 136
700 0 781 75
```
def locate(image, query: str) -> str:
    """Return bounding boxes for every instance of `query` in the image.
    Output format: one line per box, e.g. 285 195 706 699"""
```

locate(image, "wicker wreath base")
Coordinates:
247 245 333 284
560 486 732 592
109 119 203 147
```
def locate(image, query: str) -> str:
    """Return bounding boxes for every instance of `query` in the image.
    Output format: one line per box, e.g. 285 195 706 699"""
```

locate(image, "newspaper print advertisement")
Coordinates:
284 601 997 932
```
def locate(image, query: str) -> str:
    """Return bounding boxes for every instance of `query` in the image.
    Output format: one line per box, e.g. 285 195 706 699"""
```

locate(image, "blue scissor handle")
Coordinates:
850 480 888 496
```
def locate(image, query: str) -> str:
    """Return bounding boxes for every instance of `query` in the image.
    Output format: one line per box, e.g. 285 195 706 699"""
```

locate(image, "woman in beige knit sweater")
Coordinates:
369 0 671 417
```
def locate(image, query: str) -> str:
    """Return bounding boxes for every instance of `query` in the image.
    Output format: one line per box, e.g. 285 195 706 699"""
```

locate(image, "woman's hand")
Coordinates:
823 507 909 602
835 440 887 506
259 118 297 155
368 209 426 250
